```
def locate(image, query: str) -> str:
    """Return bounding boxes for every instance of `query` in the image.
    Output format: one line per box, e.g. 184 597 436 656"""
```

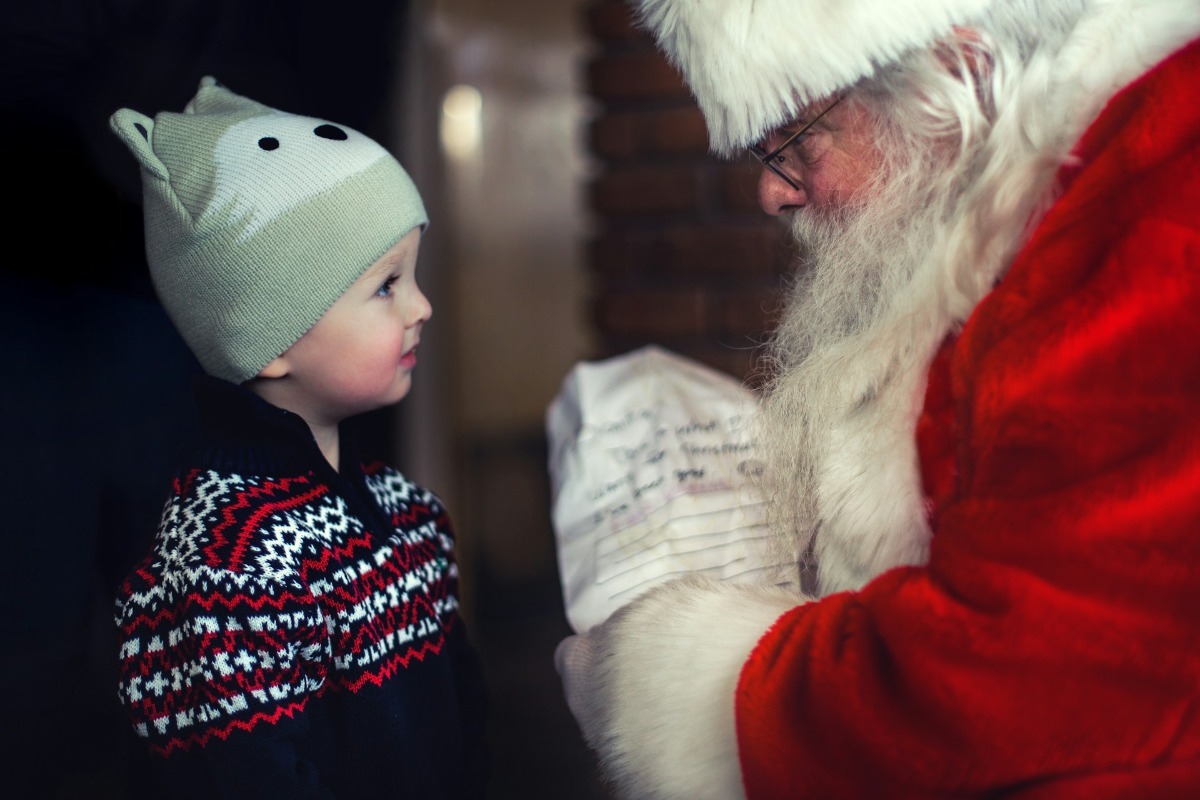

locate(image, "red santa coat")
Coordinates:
738 37 1200 799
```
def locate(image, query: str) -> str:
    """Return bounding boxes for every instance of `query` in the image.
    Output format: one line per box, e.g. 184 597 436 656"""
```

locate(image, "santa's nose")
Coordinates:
758 168 806 216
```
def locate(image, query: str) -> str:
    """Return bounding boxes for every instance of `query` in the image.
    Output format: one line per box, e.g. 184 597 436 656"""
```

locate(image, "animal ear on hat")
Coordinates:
108 108 167 181
185 75 273 117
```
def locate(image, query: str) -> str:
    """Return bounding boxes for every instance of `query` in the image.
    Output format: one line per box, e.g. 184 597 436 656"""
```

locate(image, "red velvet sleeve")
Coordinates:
735 41 1200 799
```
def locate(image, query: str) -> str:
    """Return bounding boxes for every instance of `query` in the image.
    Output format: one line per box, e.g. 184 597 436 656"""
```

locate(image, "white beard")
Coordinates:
755 116 975 595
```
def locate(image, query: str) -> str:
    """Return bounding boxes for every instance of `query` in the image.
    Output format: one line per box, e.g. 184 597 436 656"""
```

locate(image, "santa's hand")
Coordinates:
553 578 801 800
555 627 609 746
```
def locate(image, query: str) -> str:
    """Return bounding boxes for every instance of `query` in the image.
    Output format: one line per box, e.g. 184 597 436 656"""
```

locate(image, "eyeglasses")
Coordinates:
748 96 844 191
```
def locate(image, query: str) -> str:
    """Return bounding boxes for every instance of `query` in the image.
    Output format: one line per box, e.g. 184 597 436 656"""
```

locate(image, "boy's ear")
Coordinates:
257 355 290 380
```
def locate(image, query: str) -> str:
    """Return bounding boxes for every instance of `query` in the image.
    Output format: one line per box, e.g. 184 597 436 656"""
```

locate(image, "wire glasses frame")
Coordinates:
749 96 845 191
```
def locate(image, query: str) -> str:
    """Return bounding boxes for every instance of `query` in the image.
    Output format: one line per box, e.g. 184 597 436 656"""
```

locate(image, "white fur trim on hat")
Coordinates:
633 0 997 154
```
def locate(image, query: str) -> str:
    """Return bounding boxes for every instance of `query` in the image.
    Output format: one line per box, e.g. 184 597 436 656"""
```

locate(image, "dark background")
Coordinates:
0 2 419 795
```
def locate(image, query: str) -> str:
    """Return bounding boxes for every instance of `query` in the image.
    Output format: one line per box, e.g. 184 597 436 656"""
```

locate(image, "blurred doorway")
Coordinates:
394 2 604 797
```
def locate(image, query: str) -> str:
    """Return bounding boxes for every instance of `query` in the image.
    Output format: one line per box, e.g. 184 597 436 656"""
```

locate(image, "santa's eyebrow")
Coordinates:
781 96 843 133
781 118 820 135
755 95 844 157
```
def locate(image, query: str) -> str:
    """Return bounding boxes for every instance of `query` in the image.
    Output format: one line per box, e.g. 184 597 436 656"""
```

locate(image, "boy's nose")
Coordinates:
409 287 432 326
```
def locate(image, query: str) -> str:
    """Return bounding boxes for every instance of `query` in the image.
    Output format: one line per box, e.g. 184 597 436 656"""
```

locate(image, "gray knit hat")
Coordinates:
110 76 428 383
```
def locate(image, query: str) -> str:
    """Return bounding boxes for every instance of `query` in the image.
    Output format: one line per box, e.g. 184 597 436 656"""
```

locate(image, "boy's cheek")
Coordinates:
329 357 413 407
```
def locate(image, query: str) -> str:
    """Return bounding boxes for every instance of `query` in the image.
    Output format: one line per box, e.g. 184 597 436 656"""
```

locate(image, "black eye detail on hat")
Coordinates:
314 124 348 141
258 137 280 151
134 122 148 141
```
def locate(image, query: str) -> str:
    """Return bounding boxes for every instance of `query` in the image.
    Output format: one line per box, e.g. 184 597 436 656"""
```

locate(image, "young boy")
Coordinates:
109 77 487 798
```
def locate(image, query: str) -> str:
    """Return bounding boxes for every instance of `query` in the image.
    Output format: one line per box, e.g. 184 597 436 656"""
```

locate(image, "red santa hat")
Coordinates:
632 0 998 154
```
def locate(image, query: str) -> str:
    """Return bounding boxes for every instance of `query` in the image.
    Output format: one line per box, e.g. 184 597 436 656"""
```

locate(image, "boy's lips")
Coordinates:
400 343 419 368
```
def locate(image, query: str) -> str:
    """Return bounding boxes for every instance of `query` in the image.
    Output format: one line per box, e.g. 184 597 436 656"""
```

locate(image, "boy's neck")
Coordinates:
243 379 342 472
309 423 341 473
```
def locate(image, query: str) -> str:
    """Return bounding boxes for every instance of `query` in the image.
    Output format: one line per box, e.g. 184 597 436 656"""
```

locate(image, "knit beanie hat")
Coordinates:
109 76 428 383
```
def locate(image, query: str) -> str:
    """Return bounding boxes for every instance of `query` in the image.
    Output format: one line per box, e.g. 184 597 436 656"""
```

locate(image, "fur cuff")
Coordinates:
585 576 803 800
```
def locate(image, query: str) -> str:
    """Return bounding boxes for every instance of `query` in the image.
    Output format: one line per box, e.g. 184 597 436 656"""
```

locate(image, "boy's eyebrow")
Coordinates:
364 254 401 281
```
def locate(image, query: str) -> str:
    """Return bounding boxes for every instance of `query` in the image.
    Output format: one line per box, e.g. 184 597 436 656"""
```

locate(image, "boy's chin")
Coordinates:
362 374 414 412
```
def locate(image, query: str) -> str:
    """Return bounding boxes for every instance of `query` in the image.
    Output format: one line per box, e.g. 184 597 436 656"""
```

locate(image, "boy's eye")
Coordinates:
375 276 399 297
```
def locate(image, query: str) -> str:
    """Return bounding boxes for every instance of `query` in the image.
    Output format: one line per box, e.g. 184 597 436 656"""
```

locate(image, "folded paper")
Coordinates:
546 346 797 632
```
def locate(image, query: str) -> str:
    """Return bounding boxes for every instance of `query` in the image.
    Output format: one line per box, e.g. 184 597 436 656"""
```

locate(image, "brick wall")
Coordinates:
583 0 794 384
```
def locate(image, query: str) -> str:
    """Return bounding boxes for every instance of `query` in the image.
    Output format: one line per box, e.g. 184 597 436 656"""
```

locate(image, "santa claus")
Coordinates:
555 0 1200 797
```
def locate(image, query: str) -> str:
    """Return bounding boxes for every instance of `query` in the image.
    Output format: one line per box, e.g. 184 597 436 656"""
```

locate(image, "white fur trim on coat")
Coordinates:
633 0 996 153
577 577 803 800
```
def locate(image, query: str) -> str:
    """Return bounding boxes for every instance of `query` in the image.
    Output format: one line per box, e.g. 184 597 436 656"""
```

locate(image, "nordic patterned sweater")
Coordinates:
114 377 487 799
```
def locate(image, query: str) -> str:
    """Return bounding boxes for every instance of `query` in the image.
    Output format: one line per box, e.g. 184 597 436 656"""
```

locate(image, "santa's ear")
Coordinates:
256 355 290 380
937 26 994 86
